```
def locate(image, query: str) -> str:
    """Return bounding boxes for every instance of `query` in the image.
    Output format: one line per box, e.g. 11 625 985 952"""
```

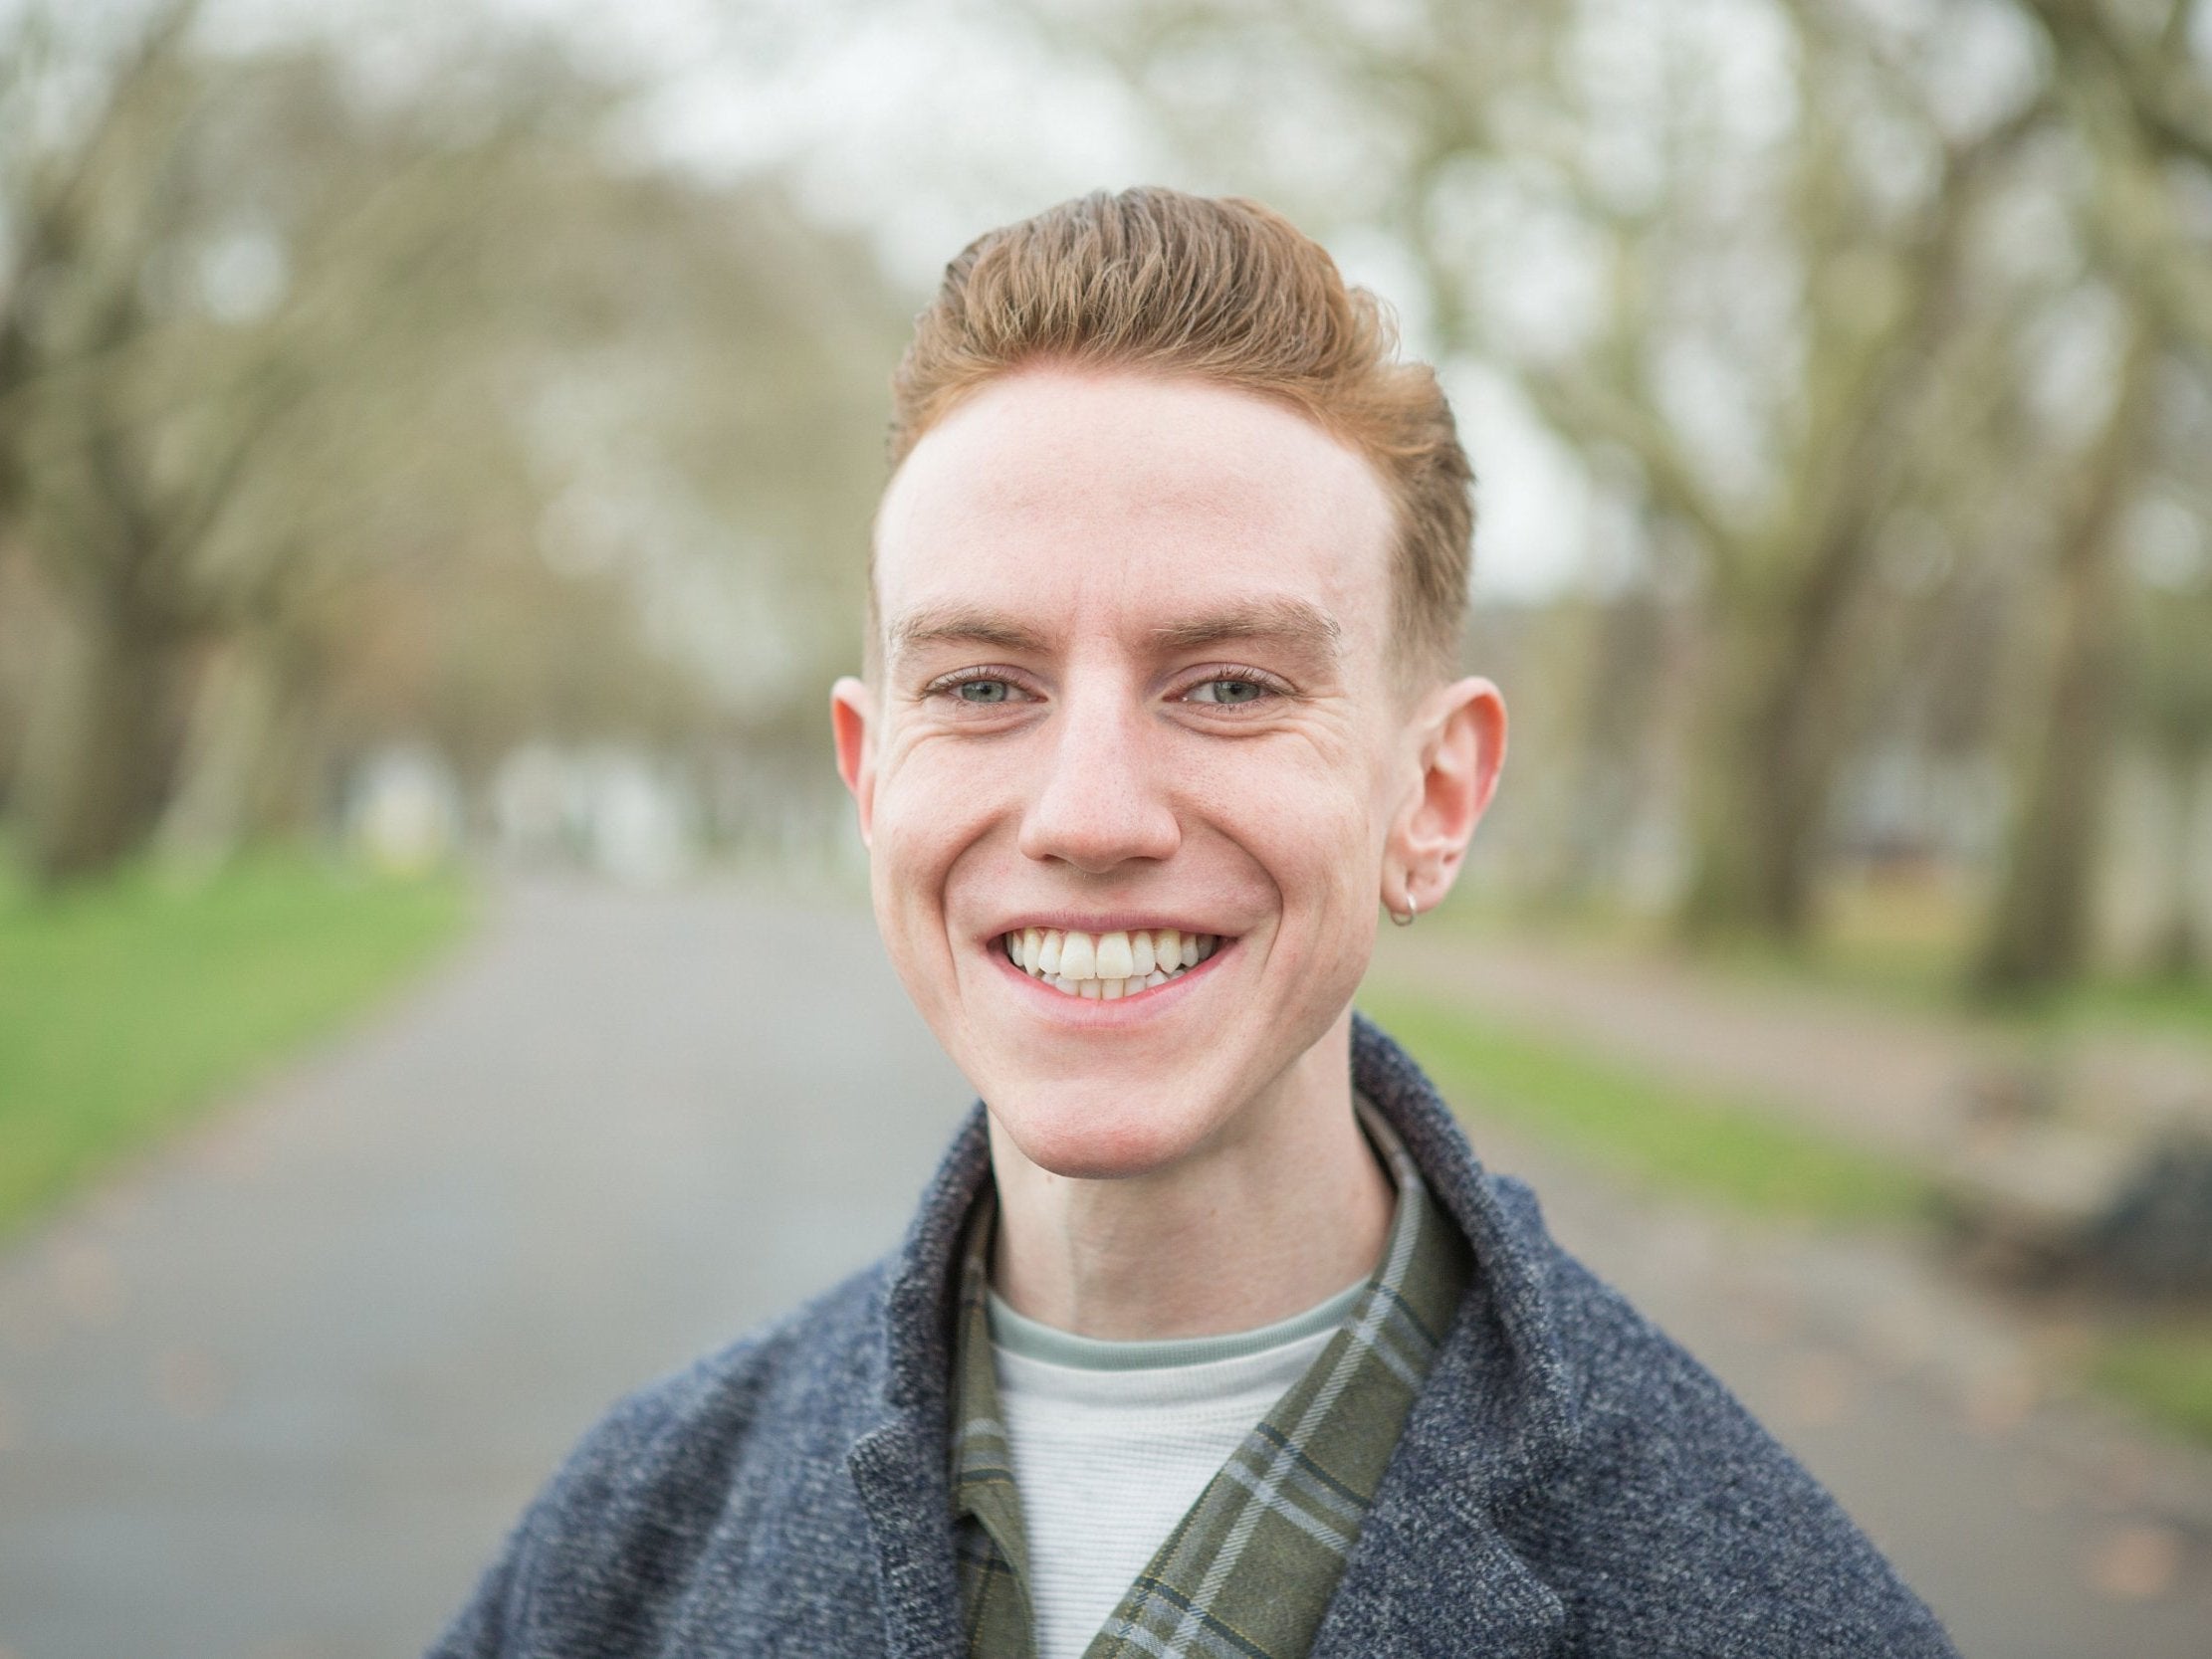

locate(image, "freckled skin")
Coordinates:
832 366 1505 1335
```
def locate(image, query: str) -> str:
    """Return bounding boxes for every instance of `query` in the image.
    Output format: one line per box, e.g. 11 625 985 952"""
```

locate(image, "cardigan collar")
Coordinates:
845 1011 1583 1659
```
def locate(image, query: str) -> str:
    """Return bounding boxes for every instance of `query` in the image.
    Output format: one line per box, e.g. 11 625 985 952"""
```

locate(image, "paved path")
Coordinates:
2 880 2207 1656
0 878 972 1659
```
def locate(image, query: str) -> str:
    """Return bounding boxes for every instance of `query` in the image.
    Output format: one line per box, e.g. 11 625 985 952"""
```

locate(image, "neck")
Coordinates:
985 1011 1394 1341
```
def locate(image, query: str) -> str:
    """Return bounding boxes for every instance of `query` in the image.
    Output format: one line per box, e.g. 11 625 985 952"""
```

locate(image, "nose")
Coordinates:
1015 679 1181 873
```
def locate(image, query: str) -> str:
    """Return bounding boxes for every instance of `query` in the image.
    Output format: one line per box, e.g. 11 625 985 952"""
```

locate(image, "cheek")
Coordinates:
1193 743 1380 922
870 747 999 934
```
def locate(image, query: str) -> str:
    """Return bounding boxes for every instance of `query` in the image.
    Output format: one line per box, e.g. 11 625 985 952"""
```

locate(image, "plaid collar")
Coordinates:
948 1100 1472 1659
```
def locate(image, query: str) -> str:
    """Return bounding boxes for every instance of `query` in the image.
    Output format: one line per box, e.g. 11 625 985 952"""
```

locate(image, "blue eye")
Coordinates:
955 680 1014 704
1187 678 1268 705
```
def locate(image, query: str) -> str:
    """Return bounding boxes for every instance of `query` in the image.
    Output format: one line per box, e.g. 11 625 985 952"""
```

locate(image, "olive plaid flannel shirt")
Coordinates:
948 1103 1471 1659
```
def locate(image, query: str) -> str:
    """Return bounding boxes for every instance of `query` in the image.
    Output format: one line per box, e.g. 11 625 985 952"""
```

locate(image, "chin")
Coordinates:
987 1082 1229 1180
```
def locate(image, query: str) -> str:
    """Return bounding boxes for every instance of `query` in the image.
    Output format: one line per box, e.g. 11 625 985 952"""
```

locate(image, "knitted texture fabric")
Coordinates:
427 1013 1959 1659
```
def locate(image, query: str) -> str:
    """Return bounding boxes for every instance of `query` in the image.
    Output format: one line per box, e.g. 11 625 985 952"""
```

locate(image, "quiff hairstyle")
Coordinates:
878 187 1474 688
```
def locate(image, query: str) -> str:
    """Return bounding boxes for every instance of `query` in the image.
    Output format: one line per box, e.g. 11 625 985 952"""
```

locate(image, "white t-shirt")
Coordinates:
987 1277 1368 1659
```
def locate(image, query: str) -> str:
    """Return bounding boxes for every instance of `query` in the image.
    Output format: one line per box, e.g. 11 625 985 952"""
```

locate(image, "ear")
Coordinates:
1386 676 1506 914
830 676 879 849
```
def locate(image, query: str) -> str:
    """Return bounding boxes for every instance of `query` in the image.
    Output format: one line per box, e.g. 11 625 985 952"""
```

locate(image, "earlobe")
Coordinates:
830 677 878 847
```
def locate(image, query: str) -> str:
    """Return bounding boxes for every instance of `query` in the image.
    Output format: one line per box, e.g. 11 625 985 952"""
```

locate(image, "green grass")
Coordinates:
1362 984 1937 1228
1698 923 2212 1050
1433 882 2212 1052
2090 1326 2212 1450
2049 975 2212 1046
1369 977 2212 1449
0 852 471 1239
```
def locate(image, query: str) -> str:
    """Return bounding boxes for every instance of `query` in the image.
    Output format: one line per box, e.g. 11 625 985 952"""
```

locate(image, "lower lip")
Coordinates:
991 936 1233 1021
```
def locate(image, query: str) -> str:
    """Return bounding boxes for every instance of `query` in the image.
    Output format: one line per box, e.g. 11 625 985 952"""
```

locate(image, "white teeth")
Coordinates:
1007 928 1224 1000
1096 931 1134 979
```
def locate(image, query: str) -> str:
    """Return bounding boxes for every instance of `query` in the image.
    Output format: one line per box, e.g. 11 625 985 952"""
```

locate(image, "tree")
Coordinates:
1037 0 2060 941
1 3 914 880
2129 563 2212 977
1975 315 2160 994
2020 0 2212 172
0 5 589 879
1971 0 2211 990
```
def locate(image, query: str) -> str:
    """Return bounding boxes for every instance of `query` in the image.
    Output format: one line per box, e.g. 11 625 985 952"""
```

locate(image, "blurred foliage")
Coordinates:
0 848 469 1239
0 0 909 884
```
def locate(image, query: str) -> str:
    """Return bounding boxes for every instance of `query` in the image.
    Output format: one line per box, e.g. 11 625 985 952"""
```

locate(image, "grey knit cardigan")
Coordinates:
428 1012 1957 1658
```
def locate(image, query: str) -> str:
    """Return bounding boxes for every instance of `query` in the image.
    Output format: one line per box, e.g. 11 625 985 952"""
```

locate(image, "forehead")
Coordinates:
873 368 1396 667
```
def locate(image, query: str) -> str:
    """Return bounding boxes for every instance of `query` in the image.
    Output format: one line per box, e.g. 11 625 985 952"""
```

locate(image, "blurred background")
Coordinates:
1 0 2209 1654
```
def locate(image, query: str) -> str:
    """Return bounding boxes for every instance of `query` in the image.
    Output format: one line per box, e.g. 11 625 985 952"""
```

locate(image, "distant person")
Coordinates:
430 188 1955 1658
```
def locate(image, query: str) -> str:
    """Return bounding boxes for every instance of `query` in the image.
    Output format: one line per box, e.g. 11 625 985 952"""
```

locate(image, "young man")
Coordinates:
430 188 1956 1658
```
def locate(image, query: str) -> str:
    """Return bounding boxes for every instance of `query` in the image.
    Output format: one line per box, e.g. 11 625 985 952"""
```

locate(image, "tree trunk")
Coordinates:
2148 744 2208 979
154 629 324 867
14 599 181 884
1540 587 1669 911
1680 604 1786 939
1975 328 2159 997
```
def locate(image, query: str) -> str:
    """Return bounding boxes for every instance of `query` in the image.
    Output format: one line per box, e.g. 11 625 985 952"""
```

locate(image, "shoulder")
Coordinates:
427 1263 891 1657
1485 1176 1957 1656
547 1262 887 1501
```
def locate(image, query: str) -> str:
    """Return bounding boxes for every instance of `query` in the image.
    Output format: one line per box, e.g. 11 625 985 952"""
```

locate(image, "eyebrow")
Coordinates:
1148 598 1342 660
885 597 1343 674
886 605 1052 665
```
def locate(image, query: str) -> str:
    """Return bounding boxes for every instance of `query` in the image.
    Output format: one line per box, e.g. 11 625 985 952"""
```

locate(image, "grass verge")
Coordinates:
2090 1326 2212 1450
1361 984 1937 1228
0 852 471 1241
1432 884 2212 1052
1367 980 2212 1450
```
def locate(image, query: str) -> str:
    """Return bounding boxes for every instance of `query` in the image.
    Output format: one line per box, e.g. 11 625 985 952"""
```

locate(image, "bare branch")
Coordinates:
2020 0 2212 170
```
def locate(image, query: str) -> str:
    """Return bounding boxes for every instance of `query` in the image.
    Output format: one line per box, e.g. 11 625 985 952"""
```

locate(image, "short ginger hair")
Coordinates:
881 187 1474 688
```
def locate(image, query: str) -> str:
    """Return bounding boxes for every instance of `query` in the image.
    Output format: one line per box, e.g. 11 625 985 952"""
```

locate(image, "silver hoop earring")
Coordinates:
1389 892 1419 928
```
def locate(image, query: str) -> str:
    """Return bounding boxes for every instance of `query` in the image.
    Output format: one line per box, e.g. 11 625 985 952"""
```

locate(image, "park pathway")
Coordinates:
1 878 2208 1657
0 877 974 1659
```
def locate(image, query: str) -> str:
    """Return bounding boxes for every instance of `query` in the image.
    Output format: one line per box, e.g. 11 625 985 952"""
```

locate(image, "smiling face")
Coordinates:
832 366 1500 1180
